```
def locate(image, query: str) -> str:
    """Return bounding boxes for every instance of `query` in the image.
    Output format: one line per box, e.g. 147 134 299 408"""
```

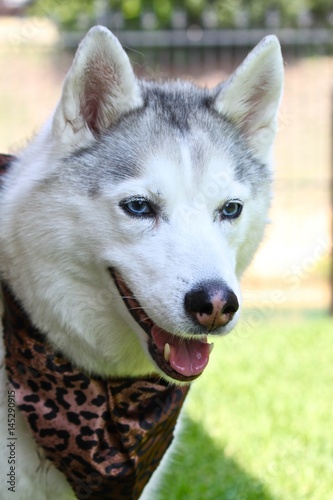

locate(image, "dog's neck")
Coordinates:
0 155 189 499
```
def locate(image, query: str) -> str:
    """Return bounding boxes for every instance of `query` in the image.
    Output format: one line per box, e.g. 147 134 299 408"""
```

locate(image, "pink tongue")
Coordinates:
151 326 210 376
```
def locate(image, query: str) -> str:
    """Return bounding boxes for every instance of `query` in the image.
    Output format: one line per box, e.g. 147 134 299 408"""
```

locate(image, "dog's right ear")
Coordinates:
213 35 283 163
52 26 142 147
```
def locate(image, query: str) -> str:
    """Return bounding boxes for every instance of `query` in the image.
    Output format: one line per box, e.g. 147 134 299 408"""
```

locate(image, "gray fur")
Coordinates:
56 80 270 196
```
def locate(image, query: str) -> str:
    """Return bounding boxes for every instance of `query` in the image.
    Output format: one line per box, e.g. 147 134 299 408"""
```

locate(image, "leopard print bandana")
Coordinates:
0 154 189 499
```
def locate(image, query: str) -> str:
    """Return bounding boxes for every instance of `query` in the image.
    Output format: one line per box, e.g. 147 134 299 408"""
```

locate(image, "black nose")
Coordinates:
184 280 239 332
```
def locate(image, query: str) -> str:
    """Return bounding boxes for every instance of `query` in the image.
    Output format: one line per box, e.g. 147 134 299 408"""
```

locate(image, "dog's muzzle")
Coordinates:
109 268 218 383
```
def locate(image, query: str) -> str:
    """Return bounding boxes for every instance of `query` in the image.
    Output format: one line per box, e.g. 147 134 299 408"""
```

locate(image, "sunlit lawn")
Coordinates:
159 310 333 499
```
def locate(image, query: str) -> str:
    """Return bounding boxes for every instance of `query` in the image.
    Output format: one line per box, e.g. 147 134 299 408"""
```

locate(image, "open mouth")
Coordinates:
109 268 213 382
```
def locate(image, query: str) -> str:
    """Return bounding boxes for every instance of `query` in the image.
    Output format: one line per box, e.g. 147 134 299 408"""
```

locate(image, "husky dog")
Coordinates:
0 26 283 499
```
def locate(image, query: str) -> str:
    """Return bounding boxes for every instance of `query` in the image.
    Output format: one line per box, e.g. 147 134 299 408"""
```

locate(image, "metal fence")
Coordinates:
61 26 333 85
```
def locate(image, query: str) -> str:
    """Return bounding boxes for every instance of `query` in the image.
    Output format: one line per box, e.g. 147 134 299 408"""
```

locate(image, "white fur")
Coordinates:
0 26 283 498
53 26 143 149
215 35 283 162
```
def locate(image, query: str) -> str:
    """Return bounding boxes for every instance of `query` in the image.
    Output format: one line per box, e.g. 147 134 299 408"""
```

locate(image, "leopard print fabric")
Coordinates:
0 156 189 499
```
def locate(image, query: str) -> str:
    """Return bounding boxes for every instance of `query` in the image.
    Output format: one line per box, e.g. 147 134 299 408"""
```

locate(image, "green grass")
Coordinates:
159 311 333 500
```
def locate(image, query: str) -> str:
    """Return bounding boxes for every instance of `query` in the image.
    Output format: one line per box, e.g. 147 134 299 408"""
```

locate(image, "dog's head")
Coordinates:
0 27 283 383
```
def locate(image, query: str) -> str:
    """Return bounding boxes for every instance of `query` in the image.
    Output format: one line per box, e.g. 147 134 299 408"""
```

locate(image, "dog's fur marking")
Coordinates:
0 27 283 499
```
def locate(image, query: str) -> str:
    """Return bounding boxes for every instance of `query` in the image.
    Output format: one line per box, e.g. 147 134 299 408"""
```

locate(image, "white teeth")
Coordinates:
209 342 215 354
164 343 171 363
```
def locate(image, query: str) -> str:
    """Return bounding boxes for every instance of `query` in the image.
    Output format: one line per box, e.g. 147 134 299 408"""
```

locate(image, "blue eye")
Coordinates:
220 201 243 220
120 197 156 218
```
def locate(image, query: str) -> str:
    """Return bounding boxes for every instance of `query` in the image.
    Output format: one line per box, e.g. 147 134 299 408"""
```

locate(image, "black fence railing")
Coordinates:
61 27 333 51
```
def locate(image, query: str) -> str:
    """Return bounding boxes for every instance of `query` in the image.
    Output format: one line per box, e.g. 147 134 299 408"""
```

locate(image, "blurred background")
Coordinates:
0 1 332 499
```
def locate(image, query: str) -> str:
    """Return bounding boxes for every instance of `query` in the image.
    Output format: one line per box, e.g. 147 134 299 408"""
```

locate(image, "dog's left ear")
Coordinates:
213 35 283 162
53 26 142 146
